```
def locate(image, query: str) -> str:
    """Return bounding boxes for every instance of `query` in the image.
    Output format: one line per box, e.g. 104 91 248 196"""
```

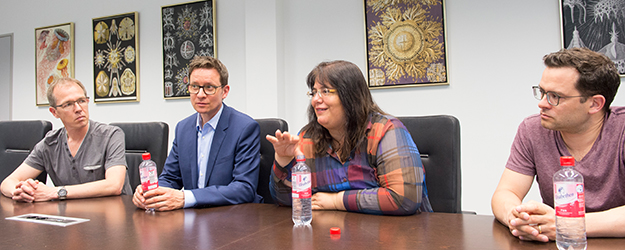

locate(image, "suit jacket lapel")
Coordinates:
204 104 230 187
183 115 200 189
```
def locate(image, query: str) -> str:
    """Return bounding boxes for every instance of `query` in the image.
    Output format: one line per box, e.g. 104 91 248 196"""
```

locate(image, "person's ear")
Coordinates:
221 85 230 100
49 106 60 118
588 94 606 115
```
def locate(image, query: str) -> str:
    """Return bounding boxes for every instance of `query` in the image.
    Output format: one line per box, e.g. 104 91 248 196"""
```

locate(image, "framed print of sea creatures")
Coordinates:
35 22 74 106
560 0 625 76
162 0 215 99
92 12 139 103
364 0 448 89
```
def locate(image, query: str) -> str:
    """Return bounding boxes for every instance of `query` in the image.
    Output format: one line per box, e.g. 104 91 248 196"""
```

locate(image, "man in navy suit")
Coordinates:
132 56 262 211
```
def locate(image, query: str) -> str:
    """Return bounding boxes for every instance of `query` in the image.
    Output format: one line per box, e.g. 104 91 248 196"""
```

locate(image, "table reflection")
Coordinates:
292 225 313 250
132 208 185 249
491 219 554 250
1 197 624 250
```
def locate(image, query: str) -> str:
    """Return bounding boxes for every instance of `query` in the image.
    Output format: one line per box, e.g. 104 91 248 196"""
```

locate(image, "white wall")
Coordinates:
0 34 11 120
2 0 624 215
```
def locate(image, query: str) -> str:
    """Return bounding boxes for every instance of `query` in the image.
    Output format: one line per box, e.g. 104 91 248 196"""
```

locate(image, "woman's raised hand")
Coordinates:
266 130 301 166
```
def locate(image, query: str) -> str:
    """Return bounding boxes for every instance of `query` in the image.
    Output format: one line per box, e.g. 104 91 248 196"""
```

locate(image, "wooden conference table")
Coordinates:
0 195 622 249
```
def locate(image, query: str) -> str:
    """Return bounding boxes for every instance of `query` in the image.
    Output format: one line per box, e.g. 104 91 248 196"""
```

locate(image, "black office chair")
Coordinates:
255 118 288 204
397 115 462 213
110 122 169 190
0 120 52 183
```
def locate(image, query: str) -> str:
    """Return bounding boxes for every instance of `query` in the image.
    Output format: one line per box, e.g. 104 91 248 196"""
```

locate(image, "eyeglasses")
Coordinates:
54 97 89 110
306 88 337 99
532 86 585 106
189 84 223 95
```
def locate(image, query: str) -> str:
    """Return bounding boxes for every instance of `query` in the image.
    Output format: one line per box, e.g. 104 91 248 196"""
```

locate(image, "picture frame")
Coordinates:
560 0 625 76
35 22 74 106
364 0 448 89
162 0 216 99
92 12 139 103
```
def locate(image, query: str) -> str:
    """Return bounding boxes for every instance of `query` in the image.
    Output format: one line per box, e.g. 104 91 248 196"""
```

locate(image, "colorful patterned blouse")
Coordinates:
270 113 432 215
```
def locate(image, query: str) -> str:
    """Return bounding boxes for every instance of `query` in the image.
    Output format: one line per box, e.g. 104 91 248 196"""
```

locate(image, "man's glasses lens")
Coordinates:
58 98 89 109
532 86 562 106
190 85 221 95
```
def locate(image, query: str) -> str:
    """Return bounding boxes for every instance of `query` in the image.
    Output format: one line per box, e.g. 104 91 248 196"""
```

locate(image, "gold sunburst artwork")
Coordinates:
365 0 448 88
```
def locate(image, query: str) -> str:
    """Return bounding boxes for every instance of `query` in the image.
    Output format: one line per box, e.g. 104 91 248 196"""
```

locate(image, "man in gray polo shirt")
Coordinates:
0 77 131 202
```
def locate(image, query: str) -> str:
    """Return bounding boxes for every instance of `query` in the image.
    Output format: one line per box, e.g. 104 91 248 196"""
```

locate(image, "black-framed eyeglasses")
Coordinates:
306 88 337 99
532 86 585 106
54 97 89 110
189 84 223 95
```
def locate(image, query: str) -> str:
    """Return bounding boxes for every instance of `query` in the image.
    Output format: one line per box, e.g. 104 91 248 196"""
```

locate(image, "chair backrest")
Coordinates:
0 120 52 183
397 115 461 213
110 122 169 190
255 118 288 204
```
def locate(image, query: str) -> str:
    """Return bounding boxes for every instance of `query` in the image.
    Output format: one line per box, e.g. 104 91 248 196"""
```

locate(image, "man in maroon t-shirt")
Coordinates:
491 48 625 242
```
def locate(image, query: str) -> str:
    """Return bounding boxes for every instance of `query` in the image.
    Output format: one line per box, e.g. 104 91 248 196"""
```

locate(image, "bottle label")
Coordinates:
292 172 311 199
140 167 159 191
554 182 585 217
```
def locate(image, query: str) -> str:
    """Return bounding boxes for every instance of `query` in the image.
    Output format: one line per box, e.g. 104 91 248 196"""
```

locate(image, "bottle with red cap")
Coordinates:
554 156 586 250
292 155 312 226
139 152 159 211
139 152 159 191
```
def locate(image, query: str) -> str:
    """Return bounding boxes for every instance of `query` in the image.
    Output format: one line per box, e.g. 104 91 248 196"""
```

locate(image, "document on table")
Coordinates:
6 213 89 227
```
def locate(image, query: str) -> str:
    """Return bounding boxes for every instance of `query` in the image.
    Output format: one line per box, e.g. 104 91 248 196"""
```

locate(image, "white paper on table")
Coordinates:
6 213 89 227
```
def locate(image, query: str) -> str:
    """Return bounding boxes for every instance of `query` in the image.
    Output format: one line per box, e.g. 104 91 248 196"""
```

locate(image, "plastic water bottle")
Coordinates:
139 152 159 212
292 155 312 226
554 156 586 250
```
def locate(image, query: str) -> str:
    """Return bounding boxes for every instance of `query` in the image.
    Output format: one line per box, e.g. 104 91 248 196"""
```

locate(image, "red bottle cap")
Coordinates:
142 152 151 160
560 156 574 166
296 155 306 162
330 227 341 235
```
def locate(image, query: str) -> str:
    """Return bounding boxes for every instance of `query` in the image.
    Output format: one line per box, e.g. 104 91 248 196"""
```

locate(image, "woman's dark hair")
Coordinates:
303 60 385 160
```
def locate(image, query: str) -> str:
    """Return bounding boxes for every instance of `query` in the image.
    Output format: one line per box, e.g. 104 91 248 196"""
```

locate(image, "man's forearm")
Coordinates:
0 178 18 197
586 206 625 237
63 165 127 199
63 179 123 199
492 190 522 227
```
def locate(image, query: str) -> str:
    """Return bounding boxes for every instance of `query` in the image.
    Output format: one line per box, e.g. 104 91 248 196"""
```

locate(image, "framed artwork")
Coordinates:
92 12 139 103
35 23 74 106
162 0 216 99
560 0 625 76
364 0 448 89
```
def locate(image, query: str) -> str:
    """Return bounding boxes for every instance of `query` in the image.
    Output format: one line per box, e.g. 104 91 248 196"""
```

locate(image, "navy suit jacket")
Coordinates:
159 104 262 207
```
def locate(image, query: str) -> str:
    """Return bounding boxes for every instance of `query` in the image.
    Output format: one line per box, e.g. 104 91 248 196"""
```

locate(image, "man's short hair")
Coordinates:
543 48 620 113
46 77 88 107
188 56 229 86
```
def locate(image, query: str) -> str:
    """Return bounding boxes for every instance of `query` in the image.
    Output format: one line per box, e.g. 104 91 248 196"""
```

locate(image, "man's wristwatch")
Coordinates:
57 186 67 200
